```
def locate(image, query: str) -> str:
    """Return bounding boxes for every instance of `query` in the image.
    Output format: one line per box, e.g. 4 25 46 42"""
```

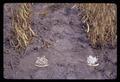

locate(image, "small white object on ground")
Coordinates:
87 55 99 66
86 23 90 33
71 4 77 9
35 56 48 67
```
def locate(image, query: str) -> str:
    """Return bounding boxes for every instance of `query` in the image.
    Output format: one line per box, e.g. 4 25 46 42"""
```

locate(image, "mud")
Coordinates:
3 3 117 79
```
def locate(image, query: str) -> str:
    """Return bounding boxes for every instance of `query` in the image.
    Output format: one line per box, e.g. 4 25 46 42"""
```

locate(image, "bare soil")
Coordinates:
3 3 117 79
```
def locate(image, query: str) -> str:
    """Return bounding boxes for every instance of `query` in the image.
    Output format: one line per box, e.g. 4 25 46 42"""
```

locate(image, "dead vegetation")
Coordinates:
10 3 117 53
10 3 36 53
77 3 117 48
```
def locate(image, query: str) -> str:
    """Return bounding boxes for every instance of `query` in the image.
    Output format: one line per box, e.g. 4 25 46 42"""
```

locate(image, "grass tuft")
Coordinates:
10 3 36 53
77 3 117 48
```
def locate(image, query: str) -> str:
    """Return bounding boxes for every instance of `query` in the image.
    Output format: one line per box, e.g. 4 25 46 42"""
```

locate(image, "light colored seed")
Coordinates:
28 25 36 36
86 23 90 33
71 4 77 9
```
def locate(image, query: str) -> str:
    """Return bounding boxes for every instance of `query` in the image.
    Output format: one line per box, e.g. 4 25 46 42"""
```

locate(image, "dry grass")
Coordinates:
10 3 117 51
10 3 36 52
77 3 117 48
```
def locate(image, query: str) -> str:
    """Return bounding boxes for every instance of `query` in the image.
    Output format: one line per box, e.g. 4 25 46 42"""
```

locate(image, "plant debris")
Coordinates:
77 3 117 48
10 3 37 53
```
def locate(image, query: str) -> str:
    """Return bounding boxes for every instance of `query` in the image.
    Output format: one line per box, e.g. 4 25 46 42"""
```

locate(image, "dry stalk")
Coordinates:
77 3 117 48
11 3 36 53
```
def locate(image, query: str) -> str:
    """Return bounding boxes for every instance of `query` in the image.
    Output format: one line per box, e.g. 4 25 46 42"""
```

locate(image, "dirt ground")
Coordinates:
3 3 117 79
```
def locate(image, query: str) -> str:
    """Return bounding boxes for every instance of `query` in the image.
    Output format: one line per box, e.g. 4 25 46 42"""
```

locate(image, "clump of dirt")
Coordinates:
4 3 117 79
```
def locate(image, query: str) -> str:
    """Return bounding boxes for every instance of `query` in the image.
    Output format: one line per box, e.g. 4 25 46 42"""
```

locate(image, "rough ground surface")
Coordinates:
3 3 117 79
